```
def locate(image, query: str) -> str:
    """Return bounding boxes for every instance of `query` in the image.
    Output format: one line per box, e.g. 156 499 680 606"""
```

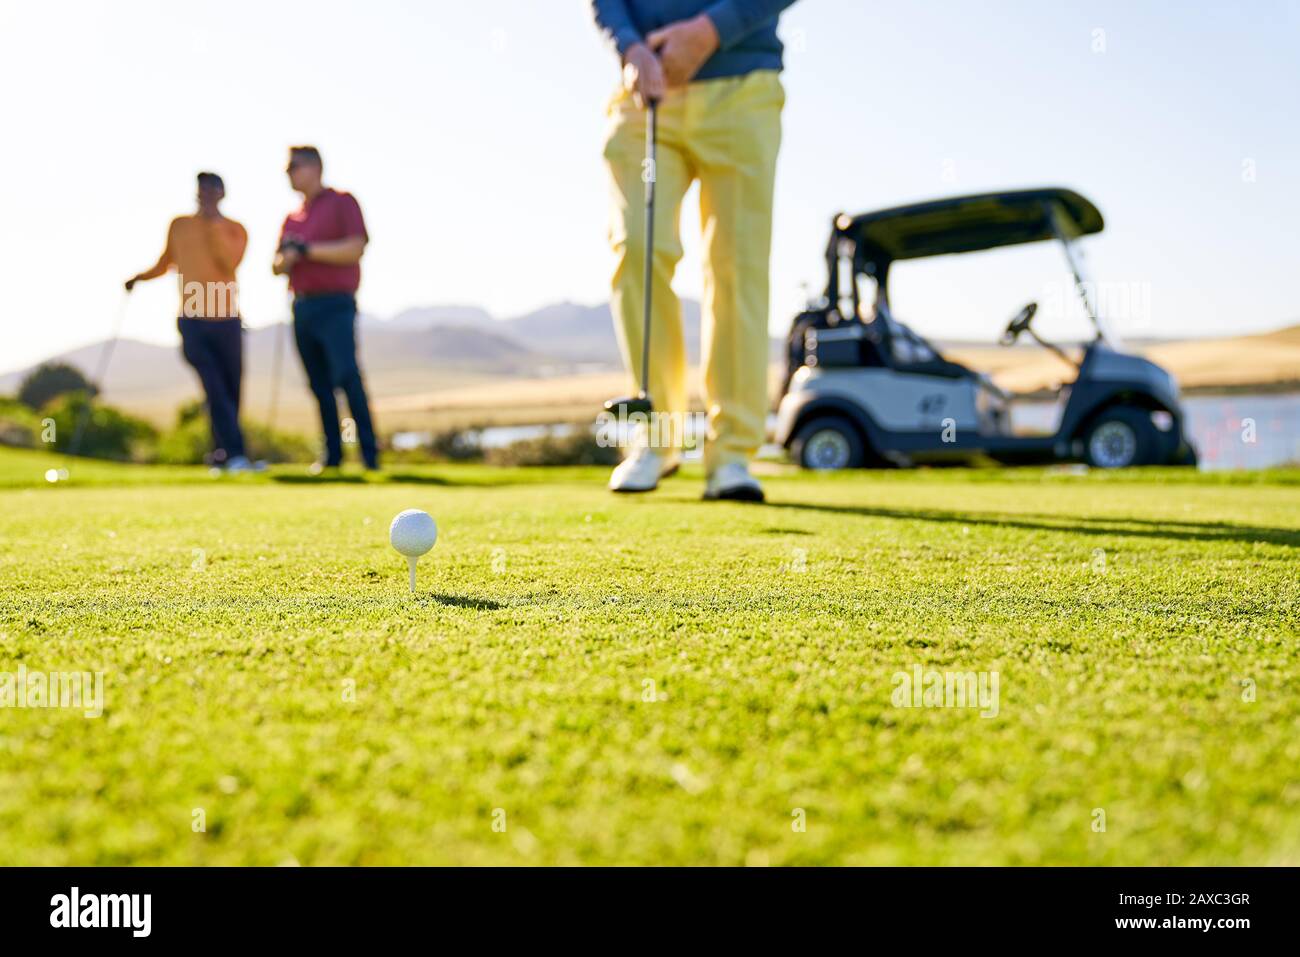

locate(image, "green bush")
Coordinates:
176 397 206 427
426 427 485 462
485 428 620 467
0 397 44 448
243 422 315 464
18 362 96 410
156 400 314 464
381 428 486 464
46 393 157 462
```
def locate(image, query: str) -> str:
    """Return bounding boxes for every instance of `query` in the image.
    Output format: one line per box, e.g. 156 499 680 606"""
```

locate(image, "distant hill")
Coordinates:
361 322 538 372
373 305 494 330
366 299 706 364
0 338 194 407
497 299 703 363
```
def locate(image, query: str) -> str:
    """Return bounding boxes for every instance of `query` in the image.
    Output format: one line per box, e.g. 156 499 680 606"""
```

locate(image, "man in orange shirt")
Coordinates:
127 172 257 471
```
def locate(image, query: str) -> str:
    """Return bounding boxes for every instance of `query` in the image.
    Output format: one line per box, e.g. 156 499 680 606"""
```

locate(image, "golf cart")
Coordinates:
776 188 1197 470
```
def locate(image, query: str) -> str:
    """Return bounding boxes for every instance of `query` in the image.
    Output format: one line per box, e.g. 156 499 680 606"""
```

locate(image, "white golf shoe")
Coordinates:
224 455 267 474
703 461 765 503
608 447 679 493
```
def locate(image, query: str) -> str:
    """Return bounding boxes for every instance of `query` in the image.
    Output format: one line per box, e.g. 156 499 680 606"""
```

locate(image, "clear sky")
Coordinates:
1 0 1297 370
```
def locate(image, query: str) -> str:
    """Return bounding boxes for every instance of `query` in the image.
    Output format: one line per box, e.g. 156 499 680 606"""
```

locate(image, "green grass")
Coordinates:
1 445 1298 865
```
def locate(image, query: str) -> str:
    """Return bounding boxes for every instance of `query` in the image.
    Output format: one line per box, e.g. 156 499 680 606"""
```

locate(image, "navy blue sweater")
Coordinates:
592 1 798 80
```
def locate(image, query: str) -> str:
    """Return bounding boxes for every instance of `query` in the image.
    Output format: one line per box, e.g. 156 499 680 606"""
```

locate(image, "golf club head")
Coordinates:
603 394 653 418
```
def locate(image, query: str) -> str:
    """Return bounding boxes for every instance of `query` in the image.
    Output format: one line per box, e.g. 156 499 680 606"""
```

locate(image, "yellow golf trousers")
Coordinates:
602 69 784 472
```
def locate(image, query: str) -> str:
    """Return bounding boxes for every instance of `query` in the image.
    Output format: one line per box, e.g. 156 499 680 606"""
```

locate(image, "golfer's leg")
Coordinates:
603 89 692 451
324 299 379 469
695 71 784 473
212 318 246 459
179 319 236 463
293 303 342 466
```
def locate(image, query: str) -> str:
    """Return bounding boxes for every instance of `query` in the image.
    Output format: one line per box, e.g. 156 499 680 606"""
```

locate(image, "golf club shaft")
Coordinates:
268 293 290 433
69 290 131 457
638 100 657 399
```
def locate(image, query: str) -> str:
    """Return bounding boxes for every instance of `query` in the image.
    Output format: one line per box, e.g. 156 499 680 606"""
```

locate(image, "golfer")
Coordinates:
273 145 379 472
126 172 255 472
594 0 796 502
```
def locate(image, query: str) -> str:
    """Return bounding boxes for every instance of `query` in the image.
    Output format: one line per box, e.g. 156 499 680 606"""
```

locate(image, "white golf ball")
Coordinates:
390 509 438 557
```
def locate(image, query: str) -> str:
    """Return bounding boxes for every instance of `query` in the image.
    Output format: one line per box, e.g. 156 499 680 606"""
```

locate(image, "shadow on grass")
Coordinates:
272 474 368 485
375 472 456 486
382 471 549 488
767 501 1300 549
271 472 483 487
416 593 507 610
271 470 558 488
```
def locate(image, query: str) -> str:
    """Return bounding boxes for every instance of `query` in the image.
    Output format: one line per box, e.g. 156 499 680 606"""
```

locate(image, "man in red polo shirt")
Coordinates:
273 145 379 471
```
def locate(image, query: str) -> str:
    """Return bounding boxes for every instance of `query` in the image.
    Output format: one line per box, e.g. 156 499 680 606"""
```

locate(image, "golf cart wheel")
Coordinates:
792 416 865 470
1081 406 1160 468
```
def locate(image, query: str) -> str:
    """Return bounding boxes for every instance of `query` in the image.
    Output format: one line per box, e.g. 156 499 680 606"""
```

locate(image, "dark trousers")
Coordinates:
178 318 245 462
292 293 378 468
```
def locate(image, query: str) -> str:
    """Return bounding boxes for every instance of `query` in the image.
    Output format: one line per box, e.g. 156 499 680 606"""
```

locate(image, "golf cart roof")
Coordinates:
837 188 1104 265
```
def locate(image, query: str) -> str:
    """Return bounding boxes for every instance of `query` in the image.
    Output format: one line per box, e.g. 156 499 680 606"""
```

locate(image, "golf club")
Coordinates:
68 289 132 458
603 98 658 420
266 291 291 435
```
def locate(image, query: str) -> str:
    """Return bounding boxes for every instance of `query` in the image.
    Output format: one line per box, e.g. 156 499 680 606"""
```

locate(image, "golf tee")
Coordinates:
407 555 418 594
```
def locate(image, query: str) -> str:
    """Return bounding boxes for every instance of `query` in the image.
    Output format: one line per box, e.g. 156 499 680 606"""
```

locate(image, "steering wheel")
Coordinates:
1000 302 1038 346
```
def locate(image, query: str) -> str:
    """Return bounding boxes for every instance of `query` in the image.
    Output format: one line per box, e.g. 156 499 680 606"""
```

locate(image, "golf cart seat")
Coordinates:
885 342 969 379
873 307 971 380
